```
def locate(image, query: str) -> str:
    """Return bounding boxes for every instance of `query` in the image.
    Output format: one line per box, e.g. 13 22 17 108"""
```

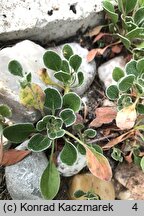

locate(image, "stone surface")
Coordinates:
98 56 126 88
0 40 96 123
57 152 87 177
0 0 104 44
5 141 48 200
68 173 115 200
114 162 144 200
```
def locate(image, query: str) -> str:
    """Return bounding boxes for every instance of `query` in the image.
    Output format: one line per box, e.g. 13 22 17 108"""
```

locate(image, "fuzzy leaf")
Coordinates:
74 190 85 198
61 60 70 73
77 144 86 155
118 75 135 92
134 7 144 26
8 60 23 77
69 55 82 72
126 60 139 76
136 104 144 114
43 51 62 71
138 78 144 87
126 27 144 39
28 134 51 152
86 146 112 181
137 58 144 74
116 104 137 130
0 149 31 166
63 92 81 112
62 44 73 60
3 123 35 143
0 104 12 118
40 160 60 200
44 88 62 111
77 71 84 86
111 147 123 162
103 1 118 24
54 71 71 83
112 67 125 82
60 140 78 166
84 129 96 138
36 120 46 131
60 108 76 127
106 85 119 100
124 0 138 14
19 83 45 110
3 123 36 143
117 33 131 49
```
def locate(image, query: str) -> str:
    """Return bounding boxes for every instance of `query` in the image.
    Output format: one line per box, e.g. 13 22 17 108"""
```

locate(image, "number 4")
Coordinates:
132 203 138 211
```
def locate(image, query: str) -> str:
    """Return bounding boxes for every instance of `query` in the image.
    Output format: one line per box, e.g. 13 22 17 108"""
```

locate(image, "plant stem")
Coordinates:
50 140 55 161
64 130 88 149
29 85 45 117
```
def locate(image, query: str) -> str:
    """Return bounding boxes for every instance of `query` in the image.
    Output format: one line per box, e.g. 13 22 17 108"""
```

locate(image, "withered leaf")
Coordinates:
90 107 117 128
87 25 104 37
0 149 31 166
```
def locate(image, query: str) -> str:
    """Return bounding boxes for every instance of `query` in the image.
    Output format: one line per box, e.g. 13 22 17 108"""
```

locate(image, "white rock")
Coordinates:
0 0 104 43
57 152 87 177
5 141 48 200
0 40 96 123
98 56 126 88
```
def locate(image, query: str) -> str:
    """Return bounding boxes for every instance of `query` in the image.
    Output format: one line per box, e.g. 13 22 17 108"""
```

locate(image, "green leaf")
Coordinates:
106 85 119 100
77 71 84 86
84 129 97 138
61 60 70 73
43 51 62 71
26 72 32 83
44 88 62 111
126 27 144 39
69 55 82 72
60 140 78 166
118 75 135 92
72 123 84 132
77 143 86 155
0 104 12 118
62 44 73 60
28 134 51 152
103 1 118 24
40 160 60 200
112 67 125 82
0 124 3 136
140 156 144 171
135 83 143 94
48 129 65 140
111 147 123 162
36 120 46 131
138 78 144 87
137 58 144 73
74 190 85 198
133 152 141 166
60 108 76 127
3 123 36 143
136 104 144 114
92 144 103 154
117 33 131 49
126 60 139 76
8 60 23 77
125 0 138 14
63 92 81 112
118 95 133 108
134 7 144 26
54 71 71 83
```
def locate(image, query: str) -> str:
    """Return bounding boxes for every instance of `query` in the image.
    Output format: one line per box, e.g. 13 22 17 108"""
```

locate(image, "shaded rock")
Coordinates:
98 56 126 88
57 152 86 177
68 173 115 200
0 40 96 123
114 162 144 200
5 141 48 200
0 0 104 43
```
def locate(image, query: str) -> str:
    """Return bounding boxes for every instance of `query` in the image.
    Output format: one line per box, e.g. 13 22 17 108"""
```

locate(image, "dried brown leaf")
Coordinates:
93 33 110 43
111 45 123 54
88 25 104 37
103 131 134 150
116 105 137 130
90 107 117 128
0 149 31 166
124 151 133 164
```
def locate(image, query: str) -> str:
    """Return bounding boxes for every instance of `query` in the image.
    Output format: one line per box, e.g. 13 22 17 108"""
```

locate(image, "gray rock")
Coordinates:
0 40 96 123
57 152 87 177
114 162 144 200
0 0 104 43
5 141 48 200
98 56 126 88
